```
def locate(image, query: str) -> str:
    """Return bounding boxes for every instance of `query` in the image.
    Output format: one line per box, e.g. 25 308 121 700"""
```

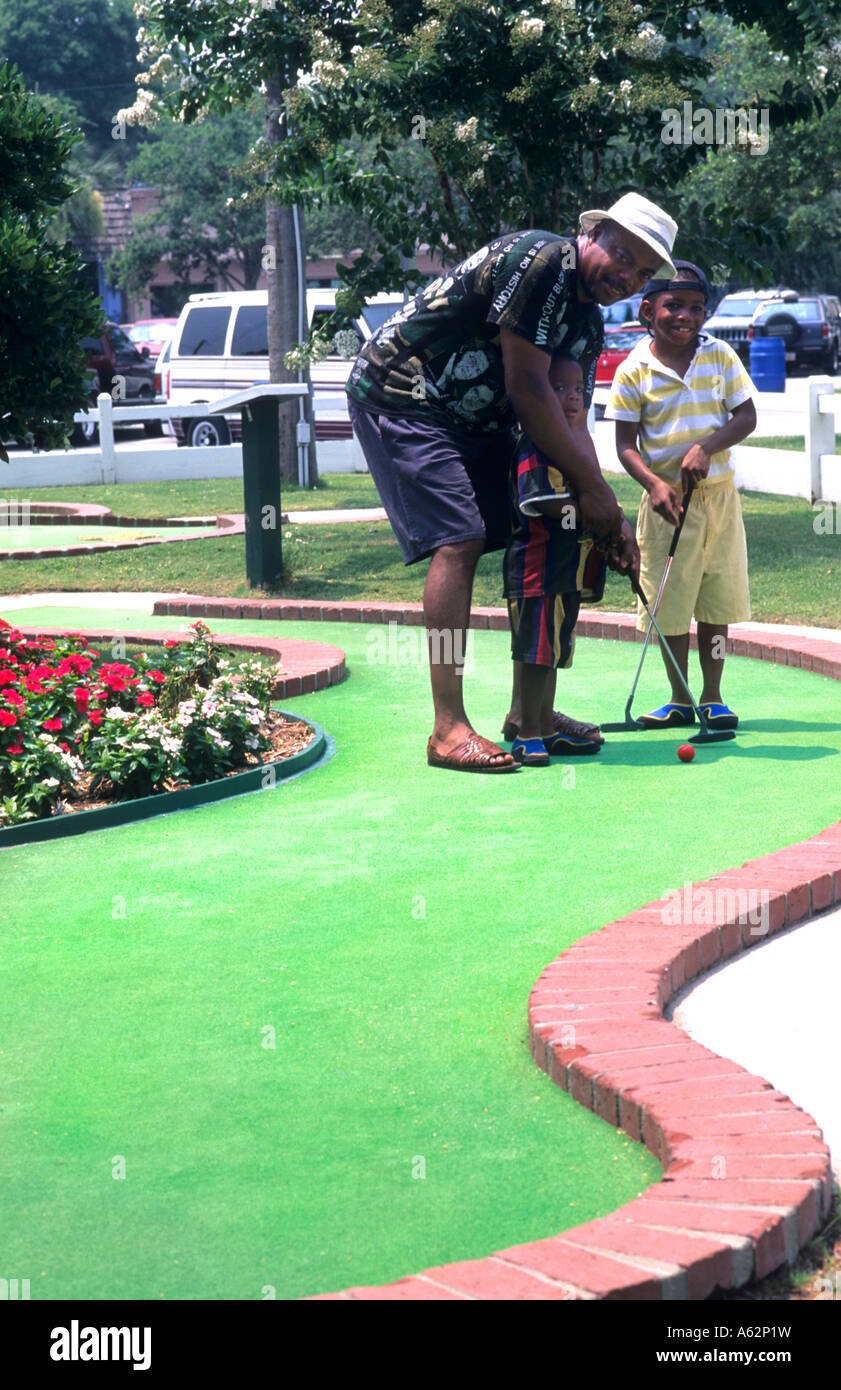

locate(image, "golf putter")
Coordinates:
601 481 697 733
631 578 736 744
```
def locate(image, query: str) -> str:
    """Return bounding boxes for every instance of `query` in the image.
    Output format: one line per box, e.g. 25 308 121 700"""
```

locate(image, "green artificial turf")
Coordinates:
0 524 211 551
2 606 840 1300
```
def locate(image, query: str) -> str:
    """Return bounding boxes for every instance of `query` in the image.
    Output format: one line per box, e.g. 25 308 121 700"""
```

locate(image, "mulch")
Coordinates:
52 712 314 816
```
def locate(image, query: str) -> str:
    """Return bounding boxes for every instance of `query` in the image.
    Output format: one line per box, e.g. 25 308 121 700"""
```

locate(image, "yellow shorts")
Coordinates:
636 475 751 635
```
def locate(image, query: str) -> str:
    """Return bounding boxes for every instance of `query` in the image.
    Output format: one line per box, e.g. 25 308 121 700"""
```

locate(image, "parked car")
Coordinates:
600 295 643 326
748 293 841 375
166 288 406 447
595 322 647 384
151 336 174 437
71 323 158 445
704 288 799 361
122 318 179 359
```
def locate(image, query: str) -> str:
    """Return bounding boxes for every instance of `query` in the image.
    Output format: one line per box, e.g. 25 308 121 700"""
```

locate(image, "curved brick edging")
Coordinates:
0 503 243 559
14 624 346 701
150 594 839 1299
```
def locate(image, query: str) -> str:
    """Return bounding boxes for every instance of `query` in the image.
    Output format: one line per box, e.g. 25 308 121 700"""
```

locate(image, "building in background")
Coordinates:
77 186 448 323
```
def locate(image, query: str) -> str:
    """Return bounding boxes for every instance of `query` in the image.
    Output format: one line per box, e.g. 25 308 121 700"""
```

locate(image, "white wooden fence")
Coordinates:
4 382 841 503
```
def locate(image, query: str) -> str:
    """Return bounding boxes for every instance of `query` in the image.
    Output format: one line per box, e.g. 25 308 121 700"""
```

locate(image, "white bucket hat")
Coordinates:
579 193 678 278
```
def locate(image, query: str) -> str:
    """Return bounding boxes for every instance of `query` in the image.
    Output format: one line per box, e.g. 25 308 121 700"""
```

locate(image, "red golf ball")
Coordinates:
677 743 695 763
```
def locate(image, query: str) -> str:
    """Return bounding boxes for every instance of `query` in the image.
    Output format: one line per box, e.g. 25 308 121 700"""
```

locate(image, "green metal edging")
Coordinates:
0 712 328 850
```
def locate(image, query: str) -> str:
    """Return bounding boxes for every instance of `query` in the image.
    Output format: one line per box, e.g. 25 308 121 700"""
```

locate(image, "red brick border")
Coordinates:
15 624 346 701
0 503 244 559
150 595 840 1298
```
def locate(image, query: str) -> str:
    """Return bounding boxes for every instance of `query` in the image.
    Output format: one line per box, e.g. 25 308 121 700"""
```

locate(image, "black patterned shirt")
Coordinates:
346 230 604 434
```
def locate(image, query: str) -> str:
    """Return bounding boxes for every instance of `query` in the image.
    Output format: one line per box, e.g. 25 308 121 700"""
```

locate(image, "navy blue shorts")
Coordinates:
348 400 516 565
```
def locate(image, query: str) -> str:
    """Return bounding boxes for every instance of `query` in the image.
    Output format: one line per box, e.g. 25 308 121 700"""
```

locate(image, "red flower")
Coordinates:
71 655 92 675
24 678 44 694
61 742 70 753
88 711 103 727
164 640 180 648
148 670 166 683
104 675 127 691
74 686 90 711
0 710 17 726
3 689 25 706
43 717 63 731
0 668 18 683
136 691 155 707
6 742 22 754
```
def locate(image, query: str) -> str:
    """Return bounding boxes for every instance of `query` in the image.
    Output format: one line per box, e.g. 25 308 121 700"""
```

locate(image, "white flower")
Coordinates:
41 777 60 788
514 15 545 39
633 23 666 59
454 116 479 142
619 79 632 95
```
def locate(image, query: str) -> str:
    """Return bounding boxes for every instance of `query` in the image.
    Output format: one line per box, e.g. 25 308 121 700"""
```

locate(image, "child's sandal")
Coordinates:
511 736 550 767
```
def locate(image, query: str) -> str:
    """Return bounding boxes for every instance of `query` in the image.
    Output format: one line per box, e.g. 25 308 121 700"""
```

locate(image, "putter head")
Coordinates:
689 729 737 744
599 719 640 732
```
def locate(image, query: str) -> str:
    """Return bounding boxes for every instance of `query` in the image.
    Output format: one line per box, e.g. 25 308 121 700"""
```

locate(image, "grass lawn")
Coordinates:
742 435 805 451
0 474 381 519
0 473 837 627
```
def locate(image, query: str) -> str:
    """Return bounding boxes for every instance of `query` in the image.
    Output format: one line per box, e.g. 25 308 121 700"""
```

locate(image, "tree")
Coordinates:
279 0 841 314
0 64 102 451
671 12 841 289
116 0 360 486
0 0 141 162
108 108 268 302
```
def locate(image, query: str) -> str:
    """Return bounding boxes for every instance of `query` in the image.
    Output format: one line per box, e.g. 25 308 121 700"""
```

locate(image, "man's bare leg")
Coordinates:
425 539 513 766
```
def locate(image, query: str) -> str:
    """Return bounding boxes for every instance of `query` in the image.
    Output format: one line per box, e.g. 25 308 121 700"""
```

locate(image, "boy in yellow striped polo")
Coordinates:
605 261 757 729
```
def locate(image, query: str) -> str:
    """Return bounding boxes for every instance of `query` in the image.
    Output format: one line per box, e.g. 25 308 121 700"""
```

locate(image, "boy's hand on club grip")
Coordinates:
680 442 711 489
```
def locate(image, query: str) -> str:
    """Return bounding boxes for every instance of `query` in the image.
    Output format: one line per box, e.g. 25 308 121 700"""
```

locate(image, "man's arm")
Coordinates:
500 328 624 543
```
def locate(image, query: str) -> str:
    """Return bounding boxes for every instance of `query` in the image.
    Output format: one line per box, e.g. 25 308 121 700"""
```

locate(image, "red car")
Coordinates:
122 318 179 359
595 322 647 384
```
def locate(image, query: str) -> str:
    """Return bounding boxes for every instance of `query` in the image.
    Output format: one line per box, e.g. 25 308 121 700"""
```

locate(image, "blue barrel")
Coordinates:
750 335 786 392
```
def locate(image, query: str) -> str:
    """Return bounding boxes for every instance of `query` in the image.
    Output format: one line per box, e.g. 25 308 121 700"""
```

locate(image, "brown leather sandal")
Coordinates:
501 710 604 744
427 733 519 773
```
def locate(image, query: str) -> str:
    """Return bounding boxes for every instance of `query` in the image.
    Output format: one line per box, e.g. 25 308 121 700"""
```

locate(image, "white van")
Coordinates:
167 288 405 448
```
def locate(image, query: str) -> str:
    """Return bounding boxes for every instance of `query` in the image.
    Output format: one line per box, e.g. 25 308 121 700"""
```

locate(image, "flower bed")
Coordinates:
0 619 312 828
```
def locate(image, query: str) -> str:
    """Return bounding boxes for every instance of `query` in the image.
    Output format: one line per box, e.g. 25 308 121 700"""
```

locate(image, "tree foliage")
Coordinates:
122 0 841 322
0 64 102 450
108 107 268 299
0 0 141 160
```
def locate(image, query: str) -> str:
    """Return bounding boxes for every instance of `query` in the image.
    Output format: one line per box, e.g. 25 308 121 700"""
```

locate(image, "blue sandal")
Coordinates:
511 736 550 767
636 702 695 729
543 731 602 756
700 702 739 730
